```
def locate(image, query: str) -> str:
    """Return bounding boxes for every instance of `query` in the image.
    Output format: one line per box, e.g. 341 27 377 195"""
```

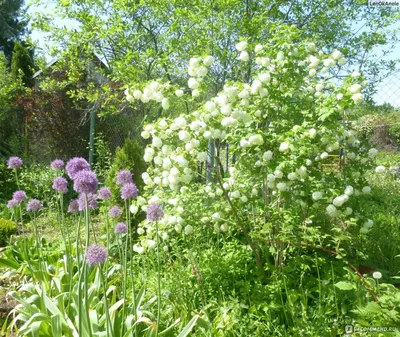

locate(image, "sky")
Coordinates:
27 1 400 107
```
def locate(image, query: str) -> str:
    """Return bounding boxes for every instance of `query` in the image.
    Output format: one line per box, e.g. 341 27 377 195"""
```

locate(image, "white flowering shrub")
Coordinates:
125 26 380 268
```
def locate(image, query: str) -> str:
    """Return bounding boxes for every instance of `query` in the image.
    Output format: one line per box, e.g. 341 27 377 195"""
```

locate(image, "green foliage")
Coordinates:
11 41 34 88
0 0 28 61
0 218 17 246
105 138 147 203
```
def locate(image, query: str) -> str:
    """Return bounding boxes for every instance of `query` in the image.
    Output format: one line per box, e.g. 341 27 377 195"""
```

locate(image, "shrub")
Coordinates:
0 218 17 246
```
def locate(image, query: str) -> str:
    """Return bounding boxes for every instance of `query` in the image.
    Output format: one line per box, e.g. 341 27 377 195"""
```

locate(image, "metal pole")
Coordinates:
89 109 96 165
206 139 214 183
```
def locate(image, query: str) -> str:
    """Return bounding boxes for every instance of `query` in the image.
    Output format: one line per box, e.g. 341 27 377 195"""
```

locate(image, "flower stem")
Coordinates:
155 220 161 336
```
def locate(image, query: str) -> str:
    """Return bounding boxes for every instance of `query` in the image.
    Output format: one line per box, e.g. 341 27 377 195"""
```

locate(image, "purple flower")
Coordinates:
7 199 18 208
116 170 133 185
51 159 64 170
27 199 42 211
65 157 90 179
78 193 98 211
13 190 26 202
52 177 68 193
146 203 164 222
86 244 108 266
114 222 127 233
7 156 23 169
68 199 80 213
97 187 111 200
73 170 98 194
120 183 139 200
109 206 123 218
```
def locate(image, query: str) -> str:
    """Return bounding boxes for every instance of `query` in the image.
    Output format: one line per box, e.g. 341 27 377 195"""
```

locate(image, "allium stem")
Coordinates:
99 265 114 336
155 220 161 336
83 195 92 336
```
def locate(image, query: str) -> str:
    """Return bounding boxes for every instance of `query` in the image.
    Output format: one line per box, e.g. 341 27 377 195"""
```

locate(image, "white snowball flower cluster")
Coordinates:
375 165 386 174
125 81 171 109
360 219 374 234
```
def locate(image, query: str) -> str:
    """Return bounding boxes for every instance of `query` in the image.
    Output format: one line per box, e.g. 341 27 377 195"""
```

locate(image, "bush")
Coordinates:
0 218 17 246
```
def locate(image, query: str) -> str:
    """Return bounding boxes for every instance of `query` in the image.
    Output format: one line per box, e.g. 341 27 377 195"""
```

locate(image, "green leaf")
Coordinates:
176 315 199 337
334 281 356 290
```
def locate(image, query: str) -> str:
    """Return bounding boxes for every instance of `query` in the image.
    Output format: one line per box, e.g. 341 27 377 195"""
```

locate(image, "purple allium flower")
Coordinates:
109 206 123 218
86 244 108 266
65 157 90 179
97 187 111 200
13 190 26 202
78 193 98 211
51 159 64 170
116 170 133 185
27 199 42 211
68 199 80 213
7 156 23 169
73 170 98 194
7 199 18 208
52 177 68 193
146 203 164 222
121 183 139 200
114 222 127 233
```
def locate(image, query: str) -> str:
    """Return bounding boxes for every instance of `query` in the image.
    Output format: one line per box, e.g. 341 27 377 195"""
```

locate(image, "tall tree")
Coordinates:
11 41 34 87
0 0 28 62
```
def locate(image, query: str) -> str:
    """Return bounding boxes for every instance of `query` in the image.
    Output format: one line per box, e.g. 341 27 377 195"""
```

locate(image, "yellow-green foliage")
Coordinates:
0 218 17 246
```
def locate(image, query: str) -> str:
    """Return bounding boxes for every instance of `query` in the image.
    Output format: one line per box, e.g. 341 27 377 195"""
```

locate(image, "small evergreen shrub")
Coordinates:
0 219 17 246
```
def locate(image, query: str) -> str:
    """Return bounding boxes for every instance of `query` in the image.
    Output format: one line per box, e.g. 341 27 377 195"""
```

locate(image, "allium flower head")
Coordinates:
109 206 123 218
97 187 111 200
78 193 98 211
68 199 80 213
13 190 26 202
146 203 164 222
121 183 139 200
51 159 64 170
116 170 133 185
86 244 108 266
7 199 18 208
27 199 41 211
7 156 23 169
73 170 98 194
52 177 68 193
65 157 90 179
114 222 127 233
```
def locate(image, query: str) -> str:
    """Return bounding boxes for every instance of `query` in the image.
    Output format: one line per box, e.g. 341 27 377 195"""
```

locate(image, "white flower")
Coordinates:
141 130 150 139
163 246 169 252
248 134 264 146
262 151 273 161
137 227 144 235
205 101 216 112
307 42 316 52
349 84 362 94
162 232 169 240
312 191 323 201
337 57 347 65
274 170 284 178
309 69 316 76
147 240 157 249
254 44 263 53
178 130 191 143
239 51 249 62
279 142 290 152
161 98 170 110
175 224 182 233
240 195 248 203
332 50 342 60
196 66 208 77
259 72 271 83
362 186 371 194
152 137 163 148
368 148 378 157
309 128 317 138
320 152 329 159
375 165 386 174
351 71 361 78
333 196 346 207
288 172 297 180
175 89 184 97
306 159 312 166
336 93 343 100
197 152 208 162
276 182 288 192
188 78 199 89
326 204 338 217
203 55 214 66
130 205 139 214
315 83 324 92
175 117 187 129
184 225 193 235
323 58 335 67
240 139 250 148
236 41 248 51
372 271 382 280
344 186 354 196
189 57 200 68
192 89 200 97
364 219 374 228
345 207 353 215
360 227 369 234
220 224 229 232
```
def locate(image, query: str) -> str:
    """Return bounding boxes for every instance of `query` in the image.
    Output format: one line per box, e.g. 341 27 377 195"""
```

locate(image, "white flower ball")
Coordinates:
288 172 297 180
137 227 145 235
220 224 229 232
375 165 386 174
276 182 288 192
320 152 329 160
249 134 264 146
326 204 338 217
239 51 249 62
203 55 214 66
188 78 199 89
178 130 191 143
274 170 284 178
344 186 354 196
362 186 371 194
368 148 378 157
236 41 248 51
372 271 382 280
184 225 193 235
175 89 184 97
352 93 363 104
152 137 163 148
312 191 323 201
279 142 290 152
263 151 273 161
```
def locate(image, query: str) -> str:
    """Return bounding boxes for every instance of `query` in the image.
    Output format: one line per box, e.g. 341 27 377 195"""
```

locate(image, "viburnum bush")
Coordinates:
125 26 383 273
